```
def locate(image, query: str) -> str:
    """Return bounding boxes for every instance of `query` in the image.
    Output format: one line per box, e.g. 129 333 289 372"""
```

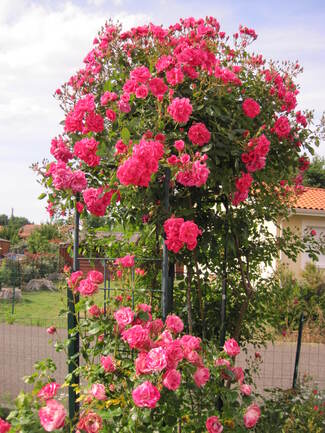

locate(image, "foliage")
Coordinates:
257 381 325 432
4 266 261 432
270 263 325 339
27 224 61 254
303 155 325 188
0 216 30 245
32 16 324 348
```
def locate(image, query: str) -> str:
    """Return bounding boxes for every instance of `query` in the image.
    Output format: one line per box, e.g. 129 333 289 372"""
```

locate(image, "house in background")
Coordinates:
280 187 325 276
18 224 40 239
0 239 10 258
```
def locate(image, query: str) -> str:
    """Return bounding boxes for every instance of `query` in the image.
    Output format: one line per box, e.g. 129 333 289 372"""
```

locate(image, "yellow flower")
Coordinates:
224 419 235 429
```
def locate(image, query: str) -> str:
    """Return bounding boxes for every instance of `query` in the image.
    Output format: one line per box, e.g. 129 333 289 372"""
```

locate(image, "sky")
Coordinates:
1 0 324 223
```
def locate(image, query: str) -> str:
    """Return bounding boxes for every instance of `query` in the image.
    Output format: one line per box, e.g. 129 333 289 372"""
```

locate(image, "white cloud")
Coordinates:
0 1 324 223
0 1 150 222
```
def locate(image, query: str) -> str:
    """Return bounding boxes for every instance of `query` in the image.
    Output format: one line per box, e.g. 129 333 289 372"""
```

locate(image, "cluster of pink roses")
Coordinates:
117 138 164 187
64 93 104 134
82 187 118 216
74 305 261 432
36 382 66 432
73 137 100 167
46 161 87 193
114 307 206 407
164 217 202 253
68 269 104 296
241 134 270 173
232 172 253 206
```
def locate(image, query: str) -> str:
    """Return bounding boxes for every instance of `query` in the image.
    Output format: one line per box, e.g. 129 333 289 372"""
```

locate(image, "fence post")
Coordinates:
162 168 174 320
292 312 304 389
67 208 80 425
219 200 229 348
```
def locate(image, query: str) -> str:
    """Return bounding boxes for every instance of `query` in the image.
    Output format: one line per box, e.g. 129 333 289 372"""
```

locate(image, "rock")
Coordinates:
25 278 56 292
47 272 64 282
0 287 22 301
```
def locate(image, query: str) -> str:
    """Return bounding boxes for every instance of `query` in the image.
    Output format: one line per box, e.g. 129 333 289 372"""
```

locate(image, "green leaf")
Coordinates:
38 193 46 200
121 127 130 145
104 80 113 92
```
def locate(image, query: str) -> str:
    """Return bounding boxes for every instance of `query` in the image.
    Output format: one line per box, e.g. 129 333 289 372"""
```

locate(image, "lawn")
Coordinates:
0 289 108 327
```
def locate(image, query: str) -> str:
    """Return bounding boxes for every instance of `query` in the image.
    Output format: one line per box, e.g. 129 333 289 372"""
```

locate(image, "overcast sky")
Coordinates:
1 0 324 223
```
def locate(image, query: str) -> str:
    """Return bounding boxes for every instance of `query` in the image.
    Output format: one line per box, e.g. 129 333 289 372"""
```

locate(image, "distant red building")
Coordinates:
0 239 10 257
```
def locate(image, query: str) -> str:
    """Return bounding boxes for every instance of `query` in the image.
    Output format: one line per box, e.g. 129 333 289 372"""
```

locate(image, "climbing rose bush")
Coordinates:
3 268 262 433
34 15 317 261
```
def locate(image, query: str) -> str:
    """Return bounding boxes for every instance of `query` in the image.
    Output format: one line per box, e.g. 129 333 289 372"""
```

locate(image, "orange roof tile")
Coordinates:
294 187 325 211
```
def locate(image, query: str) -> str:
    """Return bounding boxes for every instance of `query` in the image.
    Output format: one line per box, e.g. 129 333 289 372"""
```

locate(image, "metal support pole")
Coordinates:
219 200 229 348
292 312 304 389
68 209 80 424
162 168 173 320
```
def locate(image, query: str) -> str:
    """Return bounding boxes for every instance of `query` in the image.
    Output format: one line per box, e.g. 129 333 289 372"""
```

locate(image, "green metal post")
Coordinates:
68 209 80 424
292 312 304 388
162 168 174 320
219 201 229 348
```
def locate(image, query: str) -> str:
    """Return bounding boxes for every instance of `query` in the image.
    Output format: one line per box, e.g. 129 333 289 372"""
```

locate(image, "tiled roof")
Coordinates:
294 187 325 211
18 224 40 238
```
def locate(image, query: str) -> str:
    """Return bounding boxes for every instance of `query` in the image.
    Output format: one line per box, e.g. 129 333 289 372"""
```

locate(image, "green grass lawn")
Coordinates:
0 289 109 327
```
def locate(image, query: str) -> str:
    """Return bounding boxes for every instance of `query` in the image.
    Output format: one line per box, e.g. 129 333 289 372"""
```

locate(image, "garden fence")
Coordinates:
1 257 325 405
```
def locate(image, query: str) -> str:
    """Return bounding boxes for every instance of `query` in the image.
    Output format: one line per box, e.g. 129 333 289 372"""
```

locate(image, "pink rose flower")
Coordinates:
145 347 167 372
100 355 116 373
206 416 223 433
165 340 184 369
179 221 202 250
38 383 60 400
231 366 244 383
166 314 184 334
38 399 66 432
135 84 149 99
0 418 11 433
122 325 150 350
214 358 231 368
46 326 56 335
130 66 151 83
174 139 185 152
242 98 260 118
188 122 211 146
106 109 116 121
243 403 261 429
240 383 252 396
115 254 135 267
67 270 84 289
149 77 168 98
163 369 181 390
167 97 193 123
77 411 102 433
87 270 104 284
78 279 98 296
132 381 161 409
193 367 210 387
114 307 134 329
88 305 101 318
91 383 107 400
223 338 240 357
76 202 84 213
274 116 291 138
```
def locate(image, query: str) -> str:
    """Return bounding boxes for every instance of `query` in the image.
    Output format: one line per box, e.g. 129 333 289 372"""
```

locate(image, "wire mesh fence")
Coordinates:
0 256 325 405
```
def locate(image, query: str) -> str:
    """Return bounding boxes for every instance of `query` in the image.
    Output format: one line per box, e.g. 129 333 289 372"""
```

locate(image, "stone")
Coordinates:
47 272 64 282
0 287 22 301
24 278 56 292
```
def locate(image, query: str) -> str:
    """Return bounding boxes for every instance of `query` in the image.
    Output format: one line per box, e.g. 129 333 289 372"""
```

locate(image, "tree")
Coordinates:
34 17 323 346
27 223 61 253
303 155 325 188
